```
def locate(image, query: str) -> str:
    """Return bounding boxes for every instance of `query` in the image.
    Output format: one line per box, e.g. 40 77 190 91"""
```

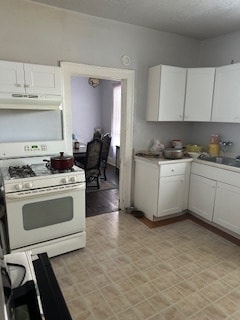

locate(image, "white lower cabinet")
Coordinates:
134 158 190 221
213 182 240 234
189 162 240 235
158 175 184 217
188 174 216 221
133 160 159 220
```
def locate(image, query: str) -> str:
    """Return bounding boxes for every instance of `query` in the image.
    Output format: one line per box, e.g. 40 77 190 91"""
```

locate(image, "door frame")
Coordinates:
61 62 135 210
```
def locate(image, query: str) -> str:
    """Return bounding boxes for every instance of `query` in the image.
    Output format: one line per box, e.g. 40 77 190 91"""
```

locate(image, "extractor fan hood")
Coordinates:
0 92 62 110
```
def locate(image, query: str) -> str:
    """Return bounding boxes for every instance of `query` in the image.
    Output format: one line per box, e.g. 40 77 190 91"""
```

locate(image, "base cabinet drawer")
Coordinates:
160 163 186 177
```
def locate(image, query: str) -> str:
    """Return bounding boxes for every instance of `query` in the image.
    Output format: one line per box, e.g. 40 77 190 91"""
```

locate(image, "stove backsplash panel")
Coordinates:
0 109 63 142
0 107 71 159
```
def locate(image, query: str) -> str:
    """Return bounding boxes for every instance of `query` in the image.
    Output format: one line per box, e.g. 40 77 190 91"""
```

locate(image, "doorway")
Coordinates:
71 77 121 167
61 62 135 210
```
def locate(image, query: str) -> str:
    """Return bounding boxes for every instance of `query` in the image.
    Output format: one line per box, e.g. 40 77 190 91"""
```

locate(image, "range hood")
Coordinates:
0 93 62 110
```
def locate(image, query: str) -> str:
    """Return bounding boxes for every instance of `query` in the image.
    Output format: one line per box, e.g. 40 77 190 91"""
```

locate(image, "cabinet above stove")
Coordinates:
0 60 62 110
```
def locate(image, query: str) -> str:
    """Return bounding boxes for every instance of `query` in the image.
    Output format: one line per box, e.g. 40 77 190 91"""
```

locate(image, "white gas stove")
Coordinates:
0 161 86 257
1 163 85 193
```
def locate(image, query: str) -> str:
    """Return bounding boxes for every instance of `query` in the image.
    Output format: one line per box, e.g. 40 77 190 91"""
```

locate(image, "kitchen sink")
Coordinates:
228 161 240 168
200 156 240 168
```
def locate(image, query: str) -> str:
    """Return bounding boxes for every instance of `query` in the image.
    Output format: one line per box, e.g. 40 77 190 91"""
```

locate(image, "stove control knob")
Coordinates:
15 183 23 191
70 176 77 183
24 182 33 189
62 177 69 184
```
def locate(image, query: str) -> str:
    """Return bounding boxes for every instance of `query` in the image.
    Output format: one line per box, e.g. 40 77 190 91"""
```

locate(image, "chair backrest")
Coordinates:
85 139 103 171
101 133 112 162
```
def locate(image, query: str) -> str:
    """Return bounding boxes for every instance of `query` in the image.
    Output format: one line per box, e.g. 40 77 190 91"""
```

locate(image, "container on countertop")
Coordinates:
208 134 220 156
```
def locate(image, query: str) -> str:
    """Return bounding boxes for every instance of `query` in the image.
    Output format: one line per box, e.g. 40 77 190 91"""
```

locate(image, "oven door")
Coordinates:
5 183 85 250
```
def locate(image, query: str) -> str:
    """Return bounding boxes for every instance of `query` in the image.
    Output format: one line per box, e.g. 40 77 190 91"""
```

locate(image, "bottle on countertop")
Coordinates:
72 133 80 149
208 134 220 156
74 140 80 150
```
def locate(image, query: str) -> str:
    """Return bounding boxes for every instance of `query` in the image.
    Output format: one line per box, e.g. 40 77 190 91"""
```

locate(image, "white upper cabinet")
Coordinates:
24 64 61 95
0 61 25 94
184 68 215 121
212 63 240 122
0 60 61 95
146 65 186 121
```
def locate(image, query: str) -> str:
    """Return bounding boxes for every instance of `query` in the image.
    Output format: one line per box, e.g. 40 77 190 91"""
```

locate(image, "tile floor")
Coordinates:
51 212 240 320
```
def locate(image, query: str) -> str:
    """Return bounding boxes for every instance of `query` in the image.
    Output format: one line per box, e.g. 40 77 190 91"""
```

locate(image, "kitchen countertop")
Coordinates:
194 158 240 173
135 154 240 173
134 155 193 165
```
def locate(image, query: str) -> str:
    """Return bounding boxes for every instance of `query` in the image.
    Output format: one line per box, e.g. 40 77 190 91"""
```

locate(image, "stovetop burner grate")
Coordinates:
8 165 36 178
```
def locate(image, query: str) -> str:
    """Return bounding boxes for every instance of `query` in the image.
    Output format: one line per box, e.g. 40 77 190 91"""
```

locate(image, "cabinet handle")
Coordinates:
24 84 30 88
15 83 21 87
171 169 175 172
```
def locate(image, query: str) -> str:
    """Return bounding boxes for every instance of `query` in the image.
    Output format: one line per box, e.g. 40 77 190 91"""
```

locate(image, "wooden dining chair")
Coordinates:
75 138 103 189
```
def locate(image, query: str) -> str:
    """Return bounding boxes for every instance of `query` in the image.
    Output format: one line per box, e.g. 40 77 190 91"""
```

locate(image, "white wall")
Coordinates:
71 76 102 143
200 30 240 67
190 122 240 157
0 0 201 151
71 78 115 143
5 0 240 154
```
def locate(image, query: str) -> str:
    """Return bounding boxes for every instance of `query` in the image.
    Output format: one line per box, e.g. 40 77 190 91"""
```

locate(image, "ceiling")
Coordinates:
30 0 240 40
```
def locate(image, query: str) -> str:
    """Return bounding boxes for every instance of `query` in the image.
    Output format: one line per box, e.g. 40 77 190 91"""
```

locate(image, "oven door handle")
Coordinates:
5 184 85 200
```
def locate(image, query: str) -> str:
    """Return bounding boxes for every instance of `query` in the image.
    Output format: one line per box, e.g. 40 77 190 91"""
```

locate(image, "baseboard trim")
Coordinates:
138 212 240 246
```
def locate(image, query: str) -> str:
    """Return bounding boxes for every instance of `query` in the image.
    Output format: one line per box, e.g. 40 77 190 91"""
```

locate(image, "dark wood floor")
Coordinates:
86 165 119 217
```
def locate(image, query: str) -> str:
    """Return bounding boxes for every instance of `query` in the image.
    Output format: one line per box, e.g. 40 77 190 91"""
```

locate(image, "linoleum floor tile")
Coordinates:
52 212 240 320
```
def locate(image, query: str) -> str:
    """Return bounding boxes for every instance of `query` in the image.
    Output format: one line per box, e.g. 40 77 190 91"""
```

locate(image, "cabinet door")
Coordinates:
0 61 25 93
159 65 186 121
213 182 240 234
146 65 161 121
184 68 215 121
212 63 240 122
146 65 186 121
24 64 61 95
134 160 159 220
188 174 216 221
157 175 184 217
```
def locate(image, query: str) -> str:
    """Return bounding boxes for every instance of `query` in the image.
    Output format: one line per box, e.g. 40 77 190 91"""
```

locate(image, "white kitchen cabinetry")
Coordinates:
184 68 215 121
189 162 240 234
134 158 190 221
133 160 159 220
188 173 216 221
0 60 61 95
213 182 240 234
212 63 240 122
146 65 186 121
157 163 186 217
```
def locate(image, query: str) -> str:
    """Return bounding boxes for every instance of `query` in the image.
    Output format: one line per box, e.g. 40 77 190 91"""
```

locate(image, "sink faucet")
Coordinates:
219 141 233 147
219 141 233 154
